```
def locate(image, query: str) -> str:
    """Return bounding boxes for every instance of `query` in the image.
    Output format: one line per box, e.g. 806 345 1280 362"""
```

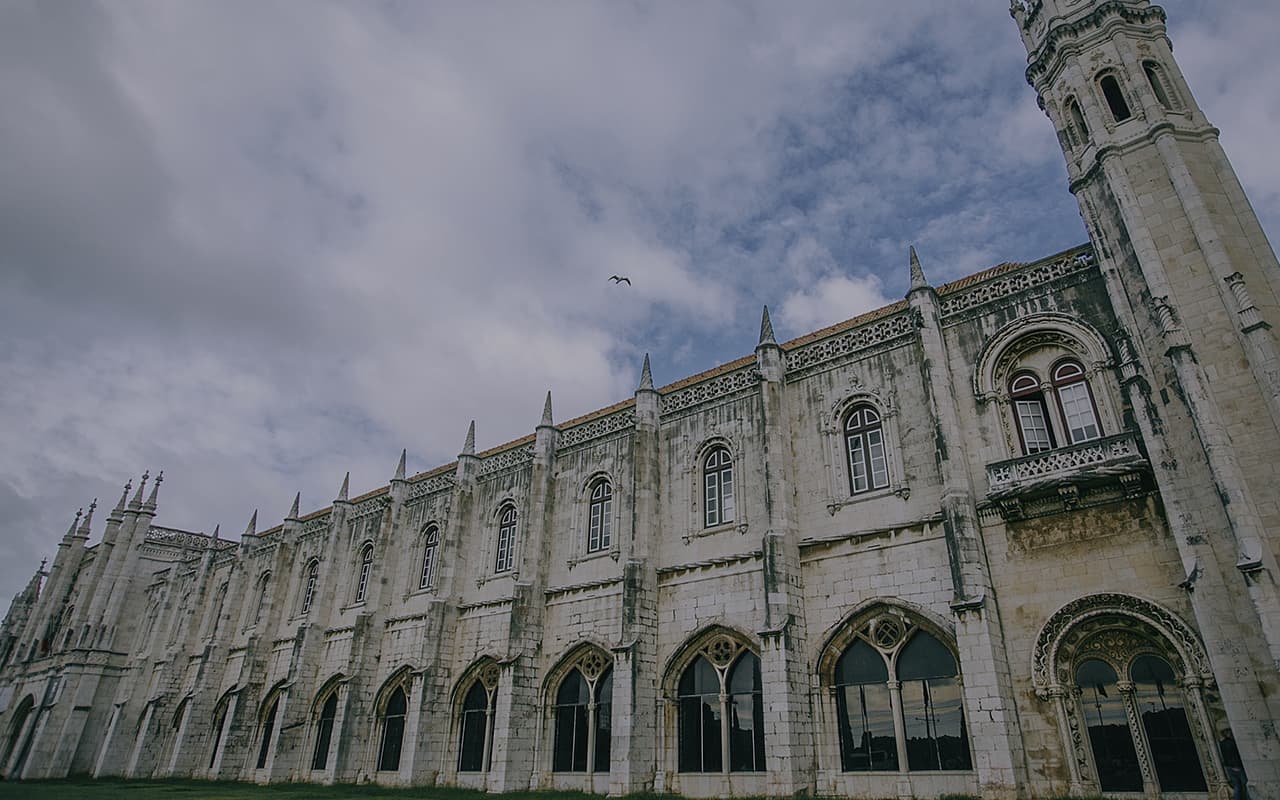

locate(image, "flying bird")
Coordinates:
609 275 632 285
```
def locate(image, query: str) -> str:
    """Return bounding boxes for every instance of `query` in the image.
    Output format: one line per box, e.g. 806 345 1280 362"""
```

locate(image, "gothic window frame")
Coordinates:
544 644 615 776
308 676 345 773
419 523 441 591
373 668 415 774
662 627 767 777
820 386 907 513
353 542 375 604
1097 71 1133 124
300 559 320 616
246 571 272 632
254 683 288 771
816 603 973 776
207 688 237 773
454 659 502 775
1031 593 1225 796
494 503 518 575
702 445 736 529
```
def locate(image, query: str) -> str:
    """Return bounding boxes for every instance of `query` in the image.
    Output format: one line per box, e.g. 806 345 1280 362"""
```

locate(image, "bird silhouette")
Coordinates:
609 275 632 285
1177 561 1201 591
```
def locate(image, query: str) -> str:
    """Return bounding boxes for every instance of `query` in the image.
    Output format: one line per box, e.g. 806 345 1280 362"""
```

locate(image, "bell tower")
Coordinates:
1012 0 1280 794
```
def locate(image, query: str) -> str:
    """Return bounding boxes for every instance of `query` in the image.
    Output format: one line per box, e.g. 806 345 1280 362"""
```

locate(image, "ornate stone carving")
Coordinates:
407 472 455 500
784 309 918 375
661 365 761 415
479 444 535 477
942 249 1095 319
559 409 637 449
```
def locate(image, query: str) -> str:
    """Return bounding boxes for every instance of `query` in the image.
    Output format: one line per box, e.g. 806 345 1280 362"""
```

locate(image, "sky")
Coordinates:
2 0 1278 604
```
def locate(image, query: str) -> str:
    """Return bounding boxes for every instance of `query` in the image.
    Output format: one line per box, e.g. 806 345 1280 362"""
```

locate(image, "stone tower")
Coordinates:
1013 0 1280 792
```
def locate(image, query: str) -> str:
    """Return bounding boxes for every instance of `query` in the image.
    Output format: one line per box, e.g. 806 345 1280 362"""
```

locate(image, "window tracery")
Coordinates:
310 683 340 771
671 632 765 774
375 672 413 773
457 662 501 773
550 647 613 774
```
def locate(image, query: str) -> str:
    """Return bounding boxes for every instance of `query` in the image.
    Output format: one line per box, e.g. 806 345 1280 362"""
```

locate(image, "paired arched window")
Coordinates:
495 506 518 573
1010 359 1101 455
420 525 440 590
301 560 319 614
255 690 282 770
354 544 374 603
587 479 613 553
377 683 408 772
311 689 339 771
1099 74 1132 122
845 405 889 494
458 679 496 772
1077 655 1206 793
829 617 971 773
702 446 735 527
676 639 765 773
552 661 613 773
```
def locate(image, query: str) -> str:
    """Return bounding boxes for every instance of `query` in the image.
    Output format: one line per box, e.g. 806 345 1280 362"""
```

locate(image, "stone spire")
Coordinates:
244 509 258 538
394 449 407 481
129 471 149 511
287 492 301 521
540 391 554 428
909 245 929 291
143 470 162 511
210 524 220 542
336 471 350 503
109 480 131 522
638 353 654 392
76 500 96 539
63 508 83 543
462 420 476 456
759 305 777 346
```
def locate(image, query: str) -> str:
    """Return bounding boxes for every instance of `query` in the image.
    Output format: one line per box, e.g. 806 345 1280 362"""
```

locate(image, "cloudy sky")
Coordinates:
2 1 1278 603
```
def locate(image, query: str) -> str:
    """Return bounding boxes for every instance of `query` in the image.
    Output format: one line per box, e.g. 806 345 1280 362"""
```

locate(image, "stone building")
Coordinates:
3 1 1279 797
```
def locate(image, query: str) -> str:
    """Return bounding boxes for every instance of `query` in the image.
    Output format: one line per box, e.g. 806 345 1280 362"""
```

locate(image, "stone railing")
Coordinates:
986 432 1146 497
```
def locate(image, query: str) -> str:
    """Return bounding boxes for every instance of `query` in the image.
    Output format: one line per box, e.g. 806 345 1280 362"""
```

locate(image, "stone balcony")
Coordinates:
985 432 1151 519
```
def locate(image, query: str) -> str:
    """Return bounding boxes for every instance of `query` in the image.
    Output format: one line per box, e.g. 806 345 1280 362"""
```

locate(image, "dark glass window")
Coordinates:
458 682 491 772
1100 75 1132 122
1068 98 1089 145
311 691 338 771
703 447 735 527
420 526 439 589
834 639 897 772
726 652 766 772
677 656 723 772
495 506 517 573
301 561 319 614
587 480 613 553
355 544 374 603
594 669 613 773
255 695 279 769
1052 360 1101 444
377 685 407 772
845 405 889 494
1011 372 1056 454
1077 659 1143 791
208 696 230 770
553 669 590 772
1131 656 1206 791
898 633 971 772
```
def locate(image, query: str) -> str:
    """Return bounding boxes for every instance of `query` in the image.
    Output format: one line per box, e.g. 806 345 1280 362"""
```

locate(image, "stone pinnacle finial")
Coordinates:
63 509 83 541
144 470 163 508
77 500 96 536
287 492 301 520
244 509 258 538
337 472 350 502
211 524 220 542
909 245 929 291
130 471 149 508
759 305 777 346
540 391 554 428
394 449 407 481
113 480 132 514
638 353 654 392
462 420 476 456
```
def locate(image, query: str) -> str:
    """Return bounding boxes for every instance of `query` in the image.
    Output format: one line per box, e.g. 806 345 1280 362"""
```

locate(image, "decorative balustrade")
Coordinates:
986 432 1147 497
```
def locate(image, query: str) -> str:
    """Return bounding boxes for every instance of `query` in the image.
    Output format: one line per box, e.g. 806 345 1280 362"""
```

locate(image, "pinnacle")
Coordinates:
130 471 149 509
394 448 407 481
244 509 258 538
211 524 221 542
337 471 350 502
638 353 654 392
113 480 131 515
909 245 929 291
287 492 301 520
462 420 476 456
759 305 777 346
540 391 554 428
144 470 163 509
77 500 96 536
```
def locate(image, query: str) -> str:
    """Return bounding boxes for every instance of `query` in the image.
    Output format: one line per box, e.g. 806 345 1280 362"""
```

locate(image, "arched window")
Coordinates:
1052 359 1100 444
419 525 440 590
255 692 281 770
826 615 971 774
1010 372 1056 454
1 695 35 775
552 656 613 774
844 405 889 494
311 690 339 771
249 573 271 631
458 680 495 772
208 693 232 771
1130 656 1206 791
587 479 613 553
355 544 374 603
301 560 319 614
676 636 764 774
703 447 735 527
495 506 517 573
1143 62 1173 110
1077 659 1142 791
1099 74 1132 122
1067 97 1089 146
207 582 228 639
377 684 408 772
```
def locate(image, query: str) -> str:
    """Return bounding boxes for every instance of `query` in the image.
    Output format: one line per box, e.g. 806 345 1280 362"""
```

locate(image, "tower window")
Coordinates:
1144 62 1173 110
1099 75 1132 122
1067 98 1089 146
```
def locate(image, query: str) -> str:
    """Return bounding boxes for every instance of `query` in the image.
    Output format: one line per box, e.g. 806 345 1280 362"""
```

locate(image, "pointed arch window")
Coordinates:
1010 372 1056 454
420 525 440 590
354 543 374 603
208 693 232 771
703 446 735 527
587 479 613 554
458 679 496 772
1052 359 1101 444
377 684 408 772
495 506 517 573
311 690 339 771
826 615 971 774
552 655 613 774
845 405 889 494
676 638 764 774
1099 74 1132 122
301 560 319 614
255 692 281 770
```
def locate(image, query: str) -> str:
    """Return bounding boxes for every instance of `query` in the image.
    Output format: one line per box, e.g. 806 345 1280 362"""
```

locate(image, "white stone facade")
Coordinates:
2 2 1279 797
